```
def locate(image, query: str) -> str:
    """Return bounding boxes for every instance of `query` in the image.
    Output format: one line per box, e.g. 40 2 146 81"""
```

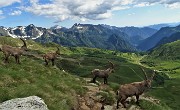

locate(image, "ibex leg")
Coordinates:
93 76 97 83
120 96 127 108
116 99 120 109
104 77 108 84
45 59 48 65
52 59 55 66
136 95 140 105
4 54 9 63
15 55 20 64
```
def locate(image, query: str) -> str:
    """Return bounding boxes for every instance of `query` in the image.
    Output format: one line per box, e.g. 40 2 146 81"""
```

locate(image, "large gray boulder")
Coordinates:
0 96 48 110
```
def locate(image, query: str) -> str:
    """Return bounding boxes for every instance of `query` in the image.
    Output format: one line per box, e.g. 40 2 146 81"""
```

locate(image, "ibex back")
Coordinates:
91 61 114 84
43 47 60 66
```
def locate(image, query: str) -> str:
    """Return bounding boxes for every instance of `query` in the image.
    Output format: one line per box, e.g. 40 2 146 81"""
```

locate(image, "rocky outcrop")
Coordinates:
0 96 48 110
77 78 160 110
77 78 116 110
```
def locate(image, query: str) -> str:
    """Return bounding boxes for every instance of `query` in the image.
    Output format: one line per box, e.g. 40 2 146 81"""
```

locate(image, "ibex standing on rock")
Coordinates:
43 47 60 66
116 67 156 109
91 61 114 84
0 38 28 64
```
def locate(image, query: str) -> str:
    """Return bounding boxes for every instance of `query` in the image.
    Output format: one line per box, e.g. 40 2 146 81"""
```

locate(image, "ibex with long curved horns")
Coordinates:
0 38 28 64
43 47 60 66
116 67 156 109
91 61 114 84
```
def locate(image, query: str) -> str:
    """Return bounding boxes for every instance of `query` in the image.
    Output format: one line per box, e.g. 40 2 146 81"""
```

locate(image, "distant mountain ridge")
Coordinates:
146 22 180 30
138 25 180 51
36 23 137 52
0 23 158 52
0 24 46 39
155 32 180 47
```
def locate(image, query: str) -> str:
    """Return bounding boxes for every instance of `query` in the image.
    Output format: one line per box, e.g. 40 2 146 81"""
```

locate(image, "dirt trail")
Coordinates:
77 78 160 110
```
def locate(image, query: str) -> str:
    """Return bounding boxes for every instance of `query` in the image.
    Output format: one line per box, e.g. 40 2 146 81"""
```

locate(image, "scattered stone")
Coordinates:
80 102 90 110
0 96 48 110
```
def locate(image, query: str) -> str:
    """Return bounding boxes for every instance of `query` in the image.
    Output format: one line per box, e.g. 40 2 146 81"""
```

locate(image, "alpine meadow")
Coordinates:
0 0 180 110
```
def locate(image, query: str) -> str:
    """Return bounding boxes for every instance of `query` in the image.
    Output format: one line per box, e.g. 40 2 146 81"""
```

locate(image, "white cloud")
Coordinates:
22 0 180 22
165 2 180 9
128 13 135 16
0 10 3 15
0 0 21 7
134 2 153 7
134 0 180 8
10 10 22 15
0 10 5 19
23 0 133 22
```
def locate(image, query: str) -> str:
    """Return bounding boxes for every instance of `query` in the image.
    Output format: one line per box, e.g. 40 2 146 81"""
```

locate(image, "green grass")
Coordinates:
0 56 86 110
140 99 171 110
1 36 180 110
58 45 180 110
0 37 86 110
141 42 180 110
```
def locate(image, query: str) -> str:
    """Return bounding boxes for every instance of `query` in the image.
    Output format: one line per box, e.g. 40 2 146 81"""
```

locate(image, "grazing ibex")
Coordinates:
43 47 60 66
0 38 28 64
91 61 114 84
116 67 156 109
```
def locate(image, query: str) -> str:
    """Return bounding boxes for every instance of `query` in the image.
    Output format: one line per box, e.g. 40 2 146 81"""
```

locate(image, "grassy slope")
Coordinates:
56 47 171 110
141 41 180 110
149 40 180 60
0 37 86 110
0 36 178 110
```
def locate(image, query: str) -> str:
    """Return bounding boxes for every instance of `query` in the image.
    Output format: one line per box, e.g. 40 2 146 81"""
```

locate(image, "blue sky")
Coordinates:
0 0 180 28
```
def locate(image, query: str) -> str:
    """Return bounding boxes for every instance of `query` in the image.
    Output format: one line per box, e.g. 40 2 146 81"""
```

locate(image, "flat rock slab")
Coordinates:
0 96 48 110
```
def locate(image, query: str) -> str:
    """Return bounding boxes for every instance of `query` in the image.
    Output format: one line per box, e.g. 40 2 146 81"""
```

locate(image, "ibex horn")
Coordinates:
108 61 114 69
20 38 27 48
151 70 156 80
140 67 148 80
57 47 60 51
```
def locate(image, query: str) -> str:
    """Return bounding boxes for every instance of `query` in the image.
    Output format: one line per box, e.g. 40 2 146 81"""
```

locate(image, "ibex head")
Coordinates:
141 67 156 88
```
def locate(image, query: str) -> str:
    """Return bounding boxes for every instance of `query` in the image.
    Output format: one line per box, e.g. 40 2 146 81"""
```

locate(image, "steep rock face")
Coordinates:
0 96 48 110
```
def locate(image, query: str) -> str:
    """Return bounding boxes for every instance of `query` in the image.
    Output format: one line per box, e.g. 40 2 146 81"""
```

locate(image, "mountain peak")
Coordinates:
26 24 36 29
28 24 35 27
50 25 62 29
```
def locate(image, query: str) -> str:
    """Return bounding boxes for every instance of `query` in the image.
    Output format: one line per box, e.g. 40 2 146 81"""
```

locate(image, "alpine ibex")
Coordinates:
0 38 28 64
43 47 60 66
91 61 114 84
116 67 156 109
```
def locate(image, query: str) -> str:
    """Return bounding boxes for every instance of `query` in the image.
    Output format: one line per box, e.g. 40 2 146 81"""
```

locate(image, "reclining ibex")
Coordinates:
116 67 155 109
0 38 28 64
43 47 60 66
91 61 114 84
